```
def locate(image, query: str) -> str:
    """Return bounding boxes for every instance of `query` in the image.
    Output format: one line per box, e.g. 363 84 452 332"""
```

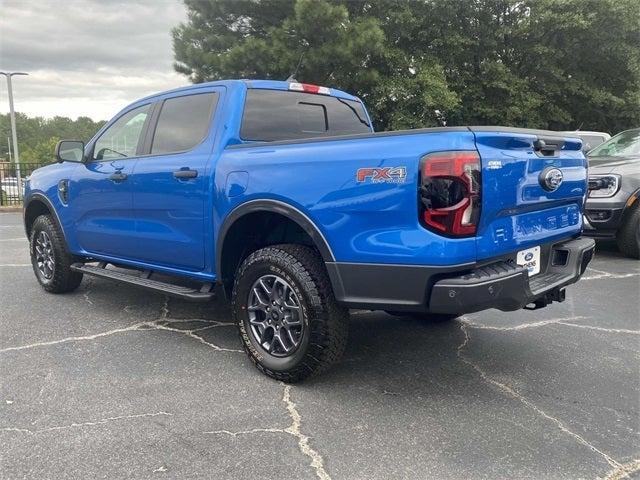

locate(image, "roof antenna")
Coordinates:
286 51 306 83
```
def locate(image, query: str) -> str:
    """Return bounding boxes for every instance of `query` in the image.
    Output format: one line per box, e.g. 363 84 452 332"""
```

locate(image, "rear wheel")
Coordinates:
232 244 349 382
29 215 83 293
385 311 459 322
616 204 640 259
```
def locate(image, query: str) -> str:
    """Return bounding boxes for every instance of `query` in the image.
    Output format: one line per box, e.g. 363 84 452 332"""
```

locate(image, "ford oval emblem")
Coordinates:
524 252 534 261
539 167 563 192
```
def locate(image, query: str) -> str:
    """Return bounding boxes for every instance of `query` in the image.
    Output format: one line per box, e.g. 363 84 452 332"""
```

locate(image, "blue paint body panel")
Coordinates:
24 80 587 285
472 131 587 260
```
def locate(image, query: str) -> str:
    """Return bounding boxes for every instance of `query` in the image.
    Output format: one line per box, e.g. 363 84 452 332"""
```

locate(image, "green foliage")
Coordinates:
0 113 105 165
173 0 640 132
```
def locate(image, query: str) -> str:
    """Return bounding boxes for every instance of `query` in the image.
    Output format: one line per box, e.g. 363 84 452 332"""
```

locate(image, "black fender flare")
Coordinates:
23 193 67 242
216 199 335 279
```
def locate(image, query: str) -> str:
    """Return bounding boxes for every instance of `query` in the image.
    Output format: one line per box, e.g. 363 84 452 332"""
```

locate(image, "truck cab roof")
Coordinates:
135 79 362 105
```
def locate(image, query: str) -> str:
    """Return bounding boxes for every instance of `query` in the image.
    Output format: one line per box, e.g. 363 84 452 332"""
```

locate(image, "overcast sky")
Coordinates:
0 0 188 121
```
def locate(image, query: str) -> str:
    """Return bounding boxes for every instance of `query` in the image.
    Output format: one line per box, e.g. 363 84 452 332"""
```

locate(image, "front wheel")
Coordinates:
232 244 349 383
616 204 640 259
29 215 83 293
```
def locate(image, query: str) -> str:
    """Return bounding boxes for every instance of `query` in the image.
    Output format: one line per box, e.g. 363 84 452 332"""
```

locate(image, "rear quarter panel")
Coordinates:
216 131 479 266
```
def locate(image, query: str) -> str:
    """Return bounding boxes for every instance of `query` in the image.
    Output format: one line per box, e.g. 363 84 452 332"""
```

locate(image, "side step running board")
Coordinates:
71 263 215 302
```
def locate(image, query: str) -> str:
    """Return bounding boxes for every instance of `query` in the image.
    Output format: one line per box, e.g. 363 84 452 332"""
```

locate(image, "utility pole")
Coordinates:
0 71 29 197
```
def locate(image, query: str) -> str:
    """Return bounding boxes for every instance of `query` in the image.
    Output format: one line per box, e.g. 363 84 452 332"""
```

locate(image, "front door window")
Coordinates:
93 104 150 161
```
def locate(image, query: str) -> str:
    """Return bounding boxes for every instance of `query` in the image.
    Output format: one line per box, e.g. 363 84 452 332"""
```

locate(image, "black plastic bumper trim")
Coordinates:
327 237 595 314
429 237 595 314
326 261 473 311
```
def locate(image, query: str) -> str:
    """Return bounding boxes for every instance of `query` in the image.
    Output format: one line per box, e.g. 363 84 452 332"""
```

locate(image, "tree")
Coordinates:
173 0 458 130
173 0 640 132
0 114 106 165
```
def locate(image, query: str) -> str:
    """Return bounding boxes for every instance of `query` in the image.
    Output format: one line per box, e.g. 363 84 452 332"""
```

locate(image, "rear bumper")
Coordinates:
327 237 595 314
429 237 595 314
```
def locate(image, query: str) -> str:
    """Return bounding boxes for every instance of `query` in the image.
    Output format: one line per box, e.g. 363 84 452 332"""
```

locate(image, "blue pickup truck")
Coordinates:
24 80 595 381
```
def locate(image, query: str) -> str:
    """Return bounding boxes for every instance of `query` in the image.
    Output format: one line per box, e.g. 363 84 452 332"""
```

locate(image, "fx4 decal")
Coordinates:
356 167 407 184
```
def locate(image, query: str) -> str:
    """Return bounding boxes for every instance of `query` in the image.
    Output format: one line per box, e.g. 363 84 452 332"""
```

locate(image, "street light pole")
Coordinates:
0 71 29 197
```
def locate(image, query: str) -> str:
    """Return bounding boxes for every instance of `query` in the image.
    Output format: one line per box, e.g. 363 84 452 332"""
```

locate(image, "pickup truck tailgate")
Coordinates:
471 128 587 260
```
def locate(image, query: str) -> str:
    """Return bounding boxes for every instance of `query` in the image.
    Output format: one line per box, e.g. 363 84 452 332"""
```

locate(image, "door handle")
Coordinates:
109 171 127 182
173 169 198 179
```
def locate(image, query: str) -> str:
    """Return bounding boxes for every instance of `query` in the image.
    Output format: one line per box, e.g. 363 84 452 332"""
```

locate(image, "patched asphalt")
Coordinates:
0 212 638 479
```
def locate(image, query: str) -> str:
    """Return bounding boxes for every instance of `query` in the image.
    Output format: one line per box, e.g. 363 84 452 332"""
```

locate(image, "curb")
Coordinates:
0 206 22 213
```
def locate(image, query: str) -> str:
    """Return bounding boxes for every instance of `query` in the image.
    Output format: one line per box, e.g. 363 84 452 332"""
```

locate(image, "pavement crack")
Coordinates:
0 320 241 354
204 427 286 437
150 323 242 353
82 278 94 305
556 322 640 336
1 412 172 435
603 459 640 480
583 268 640 281
0 323 148 353
205 384 331 480
160 296 170 319
462 316 639 336
456 321 622 470
282 384 331 480
461 316 589 332
0 290 240 355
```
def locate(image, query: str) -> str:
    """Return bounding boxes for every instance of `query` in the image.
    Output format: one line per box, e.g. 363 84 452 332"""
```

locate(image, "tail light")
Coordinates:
419 151 481 236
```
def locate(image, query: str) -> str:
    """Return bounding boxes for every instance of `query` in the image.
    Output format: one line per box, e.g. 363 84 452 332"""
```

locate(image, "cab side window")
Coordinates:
150 92 218 155
93 104 150 161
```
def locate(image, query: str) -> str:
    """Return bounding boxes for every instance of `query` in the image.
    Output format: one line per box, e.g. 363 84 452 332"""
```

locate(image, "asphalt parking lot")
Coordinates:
0 211 638 480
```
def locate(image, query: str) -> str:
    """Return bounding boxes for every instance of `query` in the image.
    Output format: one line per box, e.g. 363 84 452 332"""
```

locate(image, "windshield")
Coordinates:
588 129 640 158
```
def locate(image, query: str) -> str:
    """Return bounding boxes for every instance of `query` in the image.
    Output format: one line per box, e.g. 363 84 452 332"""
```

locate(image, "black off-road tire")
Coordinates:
616 204 640 259
30 215 83 293
385 311 459 322
232 244 349 383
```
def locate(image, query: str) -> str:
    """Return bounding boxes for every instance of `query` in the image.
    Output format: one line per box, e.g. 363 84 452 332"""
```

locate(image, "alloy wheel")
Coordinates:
247 274 304 357
35 231 55 280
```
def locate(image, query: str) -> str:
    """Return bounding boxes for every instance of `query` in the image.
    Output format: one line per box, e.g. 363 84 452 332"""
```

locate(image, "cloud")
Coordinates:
0 0 188 120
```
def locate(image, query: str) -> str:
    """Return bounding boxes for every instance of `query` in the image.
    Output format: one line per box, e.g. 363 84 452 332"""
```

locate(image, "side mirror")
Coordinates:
55 140 85 163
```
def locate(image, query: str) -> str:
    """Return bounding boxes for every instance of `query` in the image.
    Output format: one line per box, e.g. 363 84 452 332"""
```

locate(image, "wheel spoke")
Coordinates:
283 296 299 310
249 316 267 327
259 278 272 299
265 334 276 353
273 279 286 303
252 287 269 307
281 326 297 347
273 330 291 353
283 314 301 326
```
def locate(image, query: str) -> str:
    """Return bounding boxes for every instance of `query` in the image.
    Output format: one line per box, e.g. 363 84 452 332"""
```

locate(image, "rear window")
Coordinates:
151 92 218 155
240 89 371 142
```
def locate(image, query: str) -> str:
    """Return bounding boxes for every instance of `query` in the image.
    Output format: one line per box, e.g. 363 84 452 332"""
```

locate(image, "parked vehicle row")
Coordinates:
560 130 611 153
0 176 25 200
582 128 640 258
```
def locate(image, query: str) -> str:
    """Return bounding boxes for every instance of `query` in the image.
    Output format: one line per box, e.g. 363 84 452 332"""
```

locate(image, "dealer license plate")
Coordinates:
517 246 541 276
